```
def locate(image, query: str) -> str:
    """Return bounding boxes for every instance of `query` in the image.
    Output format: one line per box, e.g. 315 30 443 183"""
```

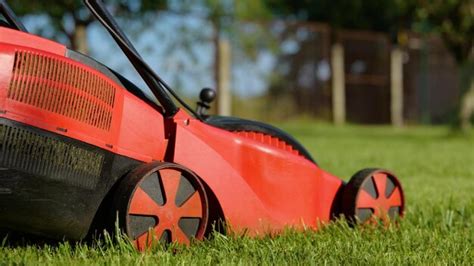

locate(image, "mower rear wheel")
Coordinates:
114 162 208 250
342 168 404 224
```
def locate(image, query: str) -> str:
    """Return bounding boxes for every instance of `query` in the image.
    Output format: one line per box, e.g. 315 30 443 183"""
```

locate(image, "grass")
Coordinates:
1 121 473 265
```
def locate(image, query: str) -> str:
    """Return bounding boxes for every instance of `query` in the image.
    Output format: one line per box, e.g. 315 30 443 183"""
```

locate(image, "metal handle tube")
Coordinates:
0 0 28 32
84 0 179 117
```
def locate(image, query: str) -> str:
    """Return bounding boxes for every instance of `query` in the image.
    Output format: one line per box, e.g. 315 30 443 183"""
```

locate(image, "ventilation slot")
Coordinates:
7 50 116 131
235 131 300 156
0 124 104 189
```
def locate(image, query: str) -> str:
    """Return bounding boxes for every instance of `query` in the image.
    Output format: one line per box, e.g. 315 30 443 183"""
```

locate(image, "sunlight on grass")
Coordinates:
1 122 473 265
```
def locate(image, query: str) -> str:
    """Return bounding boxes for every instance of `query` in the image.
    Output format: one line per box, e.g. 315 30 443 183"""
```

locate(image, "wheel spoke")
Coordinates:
372 173 387 199
135 224 170 250
387 187 402 207
159 169 181 205
357 189 377 208
129 187 162 216
172 227 190 244
372 207 381 217
177 191 203 218
135 232 152 251
153 223 168 243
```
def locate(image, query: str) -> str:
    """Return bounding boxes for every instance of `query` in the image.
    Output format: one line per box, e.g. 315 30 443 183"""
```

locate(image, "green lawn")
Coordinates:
1 122 473 265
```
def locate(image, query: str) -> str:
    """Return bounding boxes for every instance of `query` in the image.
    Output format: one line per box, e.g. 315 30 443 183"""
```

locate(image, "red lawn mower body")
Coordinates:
0 1 404 247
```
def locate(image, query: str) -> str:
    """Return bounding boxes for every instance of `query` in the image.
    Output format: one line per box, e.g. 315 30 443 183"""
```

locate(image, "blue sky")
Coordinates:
23 12 277 99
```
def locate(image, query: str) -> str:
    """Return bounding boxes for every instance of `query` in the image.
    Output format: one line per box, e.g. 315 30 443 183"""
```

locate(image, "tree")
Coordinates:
264 0 414 33
414 0 474 130
264 0 473 127
165 0 271 114
259 1 416 117
10 0 273 103
10 0 166 54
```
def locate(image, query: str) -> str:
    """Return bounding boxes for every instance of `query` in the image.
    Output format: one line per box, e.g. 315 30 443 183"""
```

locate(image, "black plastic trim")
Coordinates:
0 118 142 240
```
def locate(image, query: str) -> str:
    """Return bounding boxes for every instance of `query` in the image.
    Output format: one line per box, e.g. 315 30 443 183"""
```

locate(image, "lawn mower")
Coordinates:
0 0 404 249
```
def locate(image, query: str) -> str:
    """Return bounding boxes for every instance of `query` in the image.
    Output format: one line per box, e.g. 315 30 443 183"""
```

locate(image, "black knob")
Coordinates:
196 88 216 117
200 88 216 104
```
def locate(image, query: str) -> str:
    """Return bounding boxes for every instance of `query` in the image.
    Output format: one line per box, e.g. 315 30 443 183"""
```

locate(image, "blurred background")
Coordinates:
9 0 474 129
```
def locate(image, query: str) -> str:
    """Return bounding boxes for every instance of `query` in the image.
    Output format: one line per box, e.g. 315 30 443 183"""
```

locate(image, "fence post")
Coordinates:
217 37 232 116
460 83 474 131
331 43 345 125
391 47 404 127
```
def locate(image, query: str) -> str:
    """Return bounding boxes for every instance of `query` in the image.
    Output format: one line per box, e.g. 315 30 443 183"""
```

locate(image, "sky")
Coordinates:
23 11 277 100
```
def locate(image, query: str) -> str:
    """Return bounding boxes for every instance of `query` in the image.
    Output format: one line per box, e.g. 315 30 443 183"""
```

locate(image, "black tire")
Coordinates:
205 116 316 164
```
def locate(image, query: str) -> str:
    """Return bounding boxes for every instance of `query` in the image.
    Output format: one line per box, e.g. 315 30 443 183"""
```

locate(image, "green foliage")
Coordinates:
1 123 473 264
263 0 473 65
414 0 473 129
10 0 167 19
263 0 413 33
8 0 167 51
415 0 473 64
234 0 272 21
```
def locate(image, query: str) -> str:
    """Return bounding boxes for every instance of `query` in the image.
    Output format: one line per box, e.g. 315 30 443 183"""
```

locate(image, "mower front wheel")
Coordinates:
342 168 404 224
113 162 209 250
